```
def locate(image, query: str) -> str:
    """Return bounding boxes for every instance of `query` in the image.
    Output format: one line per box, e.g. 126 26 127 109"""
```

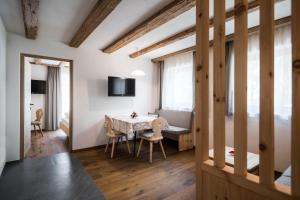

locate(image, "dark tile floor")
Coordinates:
0 153 106 200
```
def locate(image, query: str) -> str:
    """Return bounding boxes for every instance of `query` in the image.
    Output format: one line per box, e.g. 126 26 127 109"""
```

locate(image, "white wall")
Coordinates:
6 32 156 161
31 64 47 129
23 58 31 155
0 17 6 175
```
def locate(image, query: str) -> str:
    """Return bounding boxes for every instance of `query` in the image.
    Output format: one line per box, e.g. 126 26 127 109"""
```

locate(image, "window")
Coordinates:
227 24 292 119
162 52 194 111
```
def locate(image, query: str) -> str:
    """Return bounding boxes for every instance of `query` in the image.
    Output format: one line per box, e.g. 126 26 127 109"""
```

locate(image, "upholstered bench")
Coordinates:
157 109 194 151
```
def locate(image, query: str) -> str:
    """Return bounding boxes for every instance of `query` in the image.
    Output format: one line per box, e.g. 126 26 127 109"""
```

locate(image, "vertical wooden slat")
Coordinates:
259 0 275 187
291 0 300 197
195 0 209 199
234 0 248 176
213 0 226 168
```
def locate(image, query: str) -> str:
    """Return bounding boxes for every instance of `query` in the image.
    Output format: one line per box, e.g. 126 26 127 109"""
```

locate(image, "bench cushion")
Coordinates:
157 109 193 129
162 126 191 141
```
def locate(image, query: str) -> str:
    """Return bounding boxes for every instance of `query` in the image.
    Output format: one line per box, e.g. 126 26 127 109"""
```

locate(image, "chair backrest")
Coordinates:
105 115 115 136
36 109 43 122
152 117 168 138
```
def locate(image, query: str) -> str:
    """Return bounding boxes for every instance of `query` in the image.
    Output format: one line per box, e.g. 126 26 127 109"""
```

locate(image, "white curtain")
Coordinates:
247 32 260 117
232 24 292 119
162 52 194 111
60 66 70 119
274 25 292 120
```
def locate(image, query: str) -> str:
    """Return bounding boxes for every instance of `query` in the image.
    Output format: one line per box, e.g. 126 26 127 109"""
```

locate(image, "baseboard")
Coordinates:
72 144 106 153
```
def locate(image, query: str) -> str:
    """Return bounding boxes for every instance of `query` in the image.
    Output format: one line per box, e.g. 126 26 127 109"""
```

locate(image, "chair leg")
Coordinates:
105 138 110 153
137 138 143 157
33 125 37 136
38 125 43 137
159 140 166 159
149 141 153 163
125 135 131 154
111 138 116 159
116 137 120 145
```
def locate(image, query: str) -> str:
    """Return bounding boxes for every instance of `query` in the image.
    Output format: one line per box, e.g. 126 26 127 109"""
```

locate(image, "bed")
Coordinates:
276 166 291 186
60 113 69 136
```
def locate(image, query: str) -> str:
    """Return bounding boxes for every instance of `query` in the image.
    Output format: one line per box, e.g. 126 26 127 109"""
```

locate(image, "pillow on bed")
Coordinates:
282 166 291 177
64 112 69 119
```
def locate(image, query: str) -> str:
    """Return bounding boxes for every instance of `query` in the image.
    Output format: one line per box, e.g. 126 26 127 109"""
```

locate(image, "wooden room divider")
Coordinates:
195 0 300 199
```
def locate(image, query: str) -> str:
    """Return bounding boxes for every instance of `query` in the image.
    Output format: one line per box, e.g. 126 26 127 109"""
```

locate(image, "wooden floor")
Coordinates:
26 129 68 159
74 140 196 200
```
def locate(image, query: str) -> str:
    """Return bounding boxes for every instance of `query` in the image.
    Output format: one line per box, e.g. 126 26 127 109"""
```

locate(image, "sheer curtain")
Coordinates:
60 66 70 119
162 52 194 111
274 25 292 119
229 24 292 119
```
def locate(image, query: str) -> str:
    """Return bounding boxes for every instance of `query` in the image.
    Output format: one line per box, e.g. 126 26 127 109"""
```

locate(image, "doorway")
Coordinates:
20 53 73 159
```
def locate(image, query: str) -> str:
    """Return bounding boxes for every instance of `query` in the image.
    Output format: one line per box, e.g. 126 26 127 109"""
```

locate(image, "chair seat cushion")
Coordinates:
143 132 154 138
106 131 124 138
162 126 191 141
31 121 41 125
141 132 163 141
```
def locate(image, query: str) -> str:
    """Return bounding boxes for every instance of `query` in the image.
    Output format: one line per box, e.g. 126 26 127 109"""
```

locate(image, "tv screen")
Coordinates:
31 80 46 94
108 76 135 96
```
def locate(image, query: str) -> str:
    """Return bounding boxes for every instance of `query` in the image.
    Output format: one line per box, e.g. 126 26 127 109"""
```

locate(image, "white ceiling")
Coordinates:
0 0 291 60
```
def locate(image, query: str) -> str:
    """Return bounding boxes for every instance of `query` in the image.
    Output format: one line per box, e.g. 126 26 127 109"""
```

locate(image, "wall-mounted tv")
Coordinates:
108 76 135 96
31 80 46 94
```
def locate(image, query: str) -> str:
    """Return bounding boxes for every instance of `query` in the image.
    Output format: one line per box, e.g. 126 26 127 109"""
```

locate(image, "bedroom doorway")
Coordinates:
20 53 73 159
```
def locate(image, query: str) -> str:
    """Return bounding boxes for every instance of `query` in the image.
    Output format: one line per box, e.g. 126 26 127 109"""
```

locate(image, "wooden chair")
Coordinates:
137 117 168 163
31 108 44 137
104 115 131 158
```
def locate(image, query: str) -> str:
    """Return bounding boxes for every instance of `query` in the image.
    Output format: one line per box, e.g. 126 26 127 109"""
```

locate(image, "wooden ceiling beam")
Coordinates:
21 0 39 39
102 0 196 53
131 0 259 58
151 46 195 63
129 26 195 58
69 0 121 48
151 16 290 63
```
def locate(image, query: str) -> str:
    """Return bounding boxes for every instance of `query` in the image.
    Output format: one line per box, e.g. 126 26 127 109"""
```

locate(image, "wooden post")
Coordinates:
234 0 248 176
259 0 275 187
213 0 226 168
291 0 300 197
195 0 209 199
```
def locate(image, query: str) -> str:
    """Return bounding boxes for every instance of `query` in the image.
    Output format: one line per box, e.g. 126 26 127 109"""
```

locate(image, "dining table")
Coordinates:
110 115 157 156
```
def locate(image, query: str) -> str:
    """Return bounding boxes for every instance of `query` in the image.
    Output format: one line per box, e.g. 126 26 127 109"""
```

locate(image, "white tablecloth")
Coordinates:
111 115 157 137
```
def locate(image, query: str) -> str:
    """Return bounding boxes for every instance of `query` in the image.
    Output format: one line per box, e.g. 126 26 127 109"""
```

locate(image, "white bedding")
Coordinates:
60 117 69 128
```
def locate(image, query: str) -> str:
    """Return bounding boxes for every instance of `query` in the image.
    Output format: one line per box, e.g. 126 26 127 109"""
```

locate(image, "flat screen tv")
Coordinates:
108 76 135 96
31 80 46 94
